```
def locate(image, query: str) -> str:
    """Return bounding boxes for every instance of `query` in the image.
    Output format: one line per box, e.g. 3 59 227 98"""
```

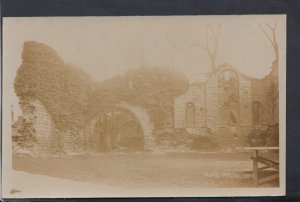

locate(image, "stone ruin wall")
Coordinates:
60 129 84 154
251 74 276 126
174 95 185 129
21 99 155 154
239 76 253 126
18 42 86 154
120 103 155 151
174 69 254 130
173 66 279 145
18 41 278 152
20 99 85 154
174 85 206 130
205 75 219 129
20 99 53 154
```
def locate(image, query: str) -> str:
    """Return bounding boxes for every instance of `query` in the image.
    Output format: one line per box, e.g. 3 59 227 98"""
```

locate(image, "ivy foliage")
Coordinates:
12 116 36 148
14 41 189 132
14 41 93 132
90 67 189 124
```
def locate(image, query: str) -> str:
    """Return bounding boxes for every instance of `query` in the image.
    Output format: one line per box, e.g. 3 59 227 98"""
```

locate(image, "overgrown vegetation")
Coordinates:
12 116 36 148
246 126 279 147
90 67 189 125
14 41 189 134
190 135 219 150
156 128 219 151
15 63 93 132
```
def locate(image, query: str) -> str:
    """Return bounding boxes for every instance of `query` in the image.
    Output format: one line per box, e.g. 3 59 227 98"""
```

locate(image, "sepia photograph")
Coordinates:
2 15 286 197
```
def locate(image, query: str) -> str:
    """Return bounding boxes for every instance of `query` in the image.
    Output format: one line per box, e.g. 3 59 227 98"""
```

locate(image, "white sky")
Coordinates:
3 15 286 116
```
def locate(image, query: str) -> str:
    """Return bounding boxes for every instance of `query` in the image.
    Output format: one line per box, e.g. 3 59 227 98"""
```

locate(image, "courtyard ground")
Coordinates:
10 152 279 197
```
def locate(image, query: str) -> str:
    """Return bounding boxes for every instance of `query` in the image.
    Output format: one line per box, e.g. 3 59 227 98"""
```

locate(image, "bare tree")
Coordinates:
199 24 222 71
259 23 279 68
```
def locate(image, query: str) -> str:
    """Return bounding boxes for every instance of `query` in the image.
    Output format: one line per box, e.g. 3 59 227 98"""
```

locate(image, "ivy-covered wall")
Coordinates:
13 41 189 153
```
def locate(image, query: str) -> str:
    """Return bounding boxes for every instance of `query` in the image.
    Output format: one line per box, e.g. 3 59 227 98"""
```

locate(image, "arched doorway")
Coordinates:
85 103 154 152
89 107 144 152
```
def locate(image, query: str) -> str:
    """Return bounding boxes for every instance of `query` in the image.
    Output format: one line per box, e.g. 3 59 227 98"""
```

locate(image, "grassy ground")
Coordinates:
13 152 279 188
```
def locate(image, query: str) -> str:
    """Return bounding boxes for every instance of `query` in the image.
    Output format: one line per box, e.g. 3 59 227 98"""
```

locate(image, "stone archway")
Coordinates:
85 102 155 152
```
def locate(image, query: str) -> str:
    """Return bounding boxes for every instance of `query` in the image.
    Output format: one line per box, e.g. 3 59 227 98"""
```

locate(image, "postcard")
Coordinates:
2 15 286 198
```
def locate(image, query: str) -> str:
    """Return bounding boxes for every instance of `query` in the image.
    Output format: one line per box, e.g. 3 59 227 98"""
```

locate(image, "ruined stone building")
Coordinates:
12 42 279 154
13 42 156 154
173 63 279 140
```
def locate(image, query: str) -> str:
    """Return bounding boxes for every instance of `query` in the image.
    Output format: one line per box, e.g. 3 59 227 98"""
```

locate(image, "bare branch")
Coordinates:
260 23 279 66
260 24 276 49
208 24 216 39
205 24 210 50
190 23 222 71
207 24 221 70
265 23 275 31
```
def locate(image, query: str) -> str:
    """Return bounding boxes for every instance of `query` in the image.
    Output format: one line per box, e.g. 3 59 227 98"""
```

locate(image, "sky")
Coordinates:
3 15 286 116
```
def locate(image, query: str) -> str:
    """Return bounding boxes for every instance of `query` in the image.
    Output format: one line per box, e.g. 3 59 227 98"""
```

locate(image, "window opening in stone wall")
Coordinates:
185 102 195 128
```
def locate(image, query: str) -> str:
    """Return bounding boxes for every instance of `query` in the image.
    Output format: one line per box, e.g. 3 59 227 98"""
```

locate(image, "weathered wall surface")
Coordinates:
20 99 85 154
20 99 54 153
118 102 155 151
31 100 53 153
205 75 219 129
173 64 279 137
239 75 253 126
174 84 206 129
60 130 84 153
251 75 274 125
17 63 278 153
174 95 185 128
